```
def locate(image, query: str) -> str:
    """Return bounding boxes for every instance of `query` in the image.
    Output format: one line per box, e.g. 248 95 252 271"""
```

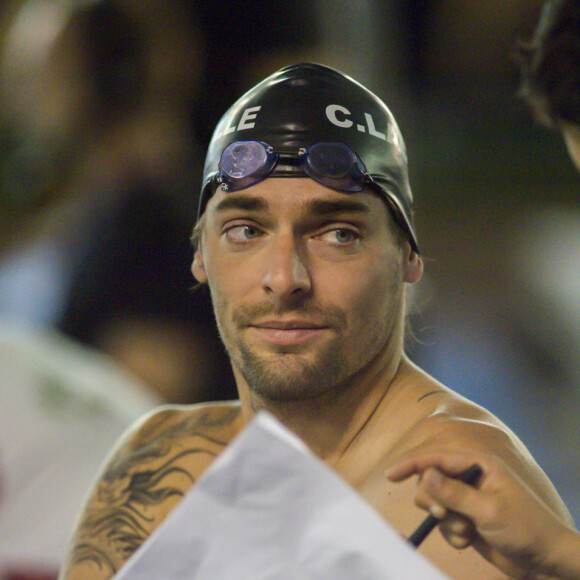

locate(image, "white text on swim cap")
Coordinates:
224 106 262 134
219 104 396 143
326 105 395 143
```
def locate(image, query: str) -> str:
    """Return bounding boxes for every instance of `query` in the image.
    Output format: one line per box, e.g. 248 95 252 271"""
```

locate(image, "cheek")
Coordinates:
320 254 403 323
361 268 402 321
202 249 258 325
206 256 256 301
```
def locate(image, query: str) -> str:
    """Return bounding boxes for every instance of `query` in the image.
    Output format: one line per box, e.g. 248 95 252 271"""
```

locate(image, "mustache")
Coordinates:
232 302 346 328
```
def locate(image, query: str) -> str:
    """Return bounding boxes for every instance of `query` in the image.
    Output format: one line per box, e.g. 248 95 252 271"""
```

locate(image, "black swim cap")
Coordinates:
198 63 418 252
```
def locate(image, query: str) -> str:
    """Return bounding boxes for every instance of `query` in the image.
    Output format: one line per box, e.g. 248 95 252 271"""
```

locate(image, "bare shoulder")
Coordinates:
123 400 244 457
356 363 572 578
59 401 243 580
393 366 572 523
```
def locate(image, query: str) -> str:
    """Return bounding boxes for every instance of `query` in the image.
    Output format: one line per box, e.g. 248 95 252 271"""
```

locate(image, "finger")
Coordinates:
386 450 485 482
441 512 476 538
420 468 495 526
414 486 447 520
413 469 448 518
440 513 477 550
415 473 478 549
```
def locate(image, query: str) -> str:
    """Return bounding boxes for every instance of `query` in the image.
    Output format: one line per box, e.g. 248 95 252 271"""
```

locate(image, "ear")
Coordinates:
191 248 208 284
561 122 580 171
403 248 423 284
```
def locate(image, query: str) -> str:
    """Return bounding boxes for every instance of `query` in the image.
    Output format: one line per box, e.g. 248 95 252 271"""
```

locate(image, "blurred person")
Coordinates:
387 1 580 577
0 0 238 404
0 2 162 572
58 63 572 580
1 0 376 405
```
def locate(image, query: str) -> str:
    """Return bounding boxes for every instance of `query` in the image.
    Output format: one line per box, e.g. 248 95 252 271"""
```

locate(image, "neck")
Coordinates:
237 347 407 464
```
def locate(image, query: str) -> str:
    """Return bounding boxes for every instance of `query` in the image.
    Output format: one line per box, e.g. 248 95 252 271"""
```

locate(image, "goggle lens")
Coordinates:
305 142 365 192
221 141 271 179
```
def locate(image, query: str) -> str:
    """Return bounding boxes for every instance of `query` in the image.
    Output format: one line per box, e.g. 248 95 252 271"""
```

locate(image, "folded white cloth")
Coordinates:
115 411 449 579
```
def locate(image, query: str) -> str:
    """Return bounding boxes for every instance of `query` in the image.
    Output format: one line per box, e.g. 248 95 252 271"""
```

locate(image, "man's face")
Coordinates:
192 177 422 402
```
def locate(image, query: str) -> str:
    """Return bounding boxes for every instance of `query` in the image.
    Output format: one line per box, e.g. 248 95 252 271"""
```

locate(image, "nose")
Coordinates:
261 233 311 300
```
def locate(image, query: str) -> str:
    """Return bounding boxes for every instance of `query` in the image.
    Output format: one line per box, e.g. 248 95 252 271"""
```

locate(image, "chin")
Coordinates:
240 351 346 403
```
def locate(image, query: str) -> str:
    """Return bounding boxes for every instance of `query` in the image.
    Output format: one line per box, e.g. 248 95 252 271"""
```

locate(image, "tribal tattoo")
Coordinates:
67 405 241 575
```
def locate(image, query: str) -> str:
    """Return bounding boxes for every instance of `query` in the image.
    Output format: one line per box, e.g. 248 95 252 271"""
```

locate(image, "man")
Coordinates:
388 1 580 578
58 63 572 580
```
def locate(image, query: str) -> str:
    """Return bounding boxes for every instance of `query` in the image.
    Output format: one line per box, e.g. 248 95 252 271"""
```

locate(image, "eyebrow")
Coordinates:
305 198 371 216
213 194 269 213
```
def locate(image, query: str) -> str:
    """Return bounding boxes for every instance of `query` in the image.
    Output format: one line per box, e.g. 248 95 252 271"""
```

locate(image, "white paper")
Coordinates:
115 412 449 579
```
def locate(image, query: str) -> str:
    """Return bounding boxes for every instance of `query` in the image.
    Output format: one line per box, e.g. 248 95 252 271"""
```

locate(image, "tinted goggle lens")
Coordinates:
220 141 274 180
217 141 368 193
305 142 366 192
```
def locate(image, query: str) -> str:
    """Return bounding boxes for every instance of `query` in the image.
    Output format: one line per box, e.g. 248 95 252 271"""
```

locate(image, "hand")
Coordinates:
386 450 580 579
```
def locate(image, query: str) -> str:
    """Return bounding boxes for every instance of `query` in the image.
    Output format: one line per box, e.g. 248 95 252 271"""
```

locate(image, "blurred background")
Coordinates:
0 0 578 576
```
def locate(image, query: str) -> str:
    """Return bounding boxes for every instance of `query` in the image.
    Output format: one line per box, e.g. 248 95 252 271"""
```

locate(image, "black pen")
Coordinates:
408 463 483 548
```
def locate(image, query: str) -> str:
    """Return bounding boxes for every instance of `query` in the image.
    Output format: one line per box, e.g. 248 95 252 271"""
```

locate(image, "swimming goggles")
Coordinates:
215 140 372 194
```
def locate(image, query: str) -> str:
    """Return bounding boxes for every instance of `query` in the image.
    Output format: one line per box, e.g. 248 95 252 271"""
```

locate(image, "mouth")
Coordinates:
248 319 329 346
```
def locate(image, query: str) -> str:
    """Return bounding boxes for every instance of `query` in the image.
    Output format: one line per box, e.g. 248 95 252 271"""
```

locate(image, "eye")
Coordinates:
316 227 359 245
224 224 263 243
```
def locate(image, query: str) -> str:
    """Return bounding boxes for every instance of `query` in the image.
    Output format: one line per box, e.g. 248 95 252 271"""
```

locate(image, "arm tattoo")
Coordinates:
69 407 240 574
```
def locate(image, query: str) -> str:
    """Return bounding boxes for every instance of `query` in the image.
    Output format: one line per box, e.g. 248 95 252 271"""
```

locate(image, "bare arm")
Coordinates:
59 404 241 580
386 450 580 580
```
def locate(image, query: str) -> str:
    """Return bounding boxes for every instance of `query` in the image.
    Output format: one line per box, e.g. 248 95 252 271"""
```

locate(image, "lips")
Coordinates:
248 320 328 346
253 319 326 330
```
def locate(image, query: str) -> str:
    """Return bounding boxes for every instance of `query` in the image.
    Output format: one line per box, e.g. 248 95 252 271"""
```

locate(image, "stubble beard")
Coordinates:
226 303 393 404
238 339 349 402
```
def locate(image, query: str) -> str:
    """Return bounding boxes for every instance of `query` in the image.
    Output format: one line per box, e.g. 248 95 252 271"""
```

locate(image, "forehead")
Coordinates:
205 177 390 220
